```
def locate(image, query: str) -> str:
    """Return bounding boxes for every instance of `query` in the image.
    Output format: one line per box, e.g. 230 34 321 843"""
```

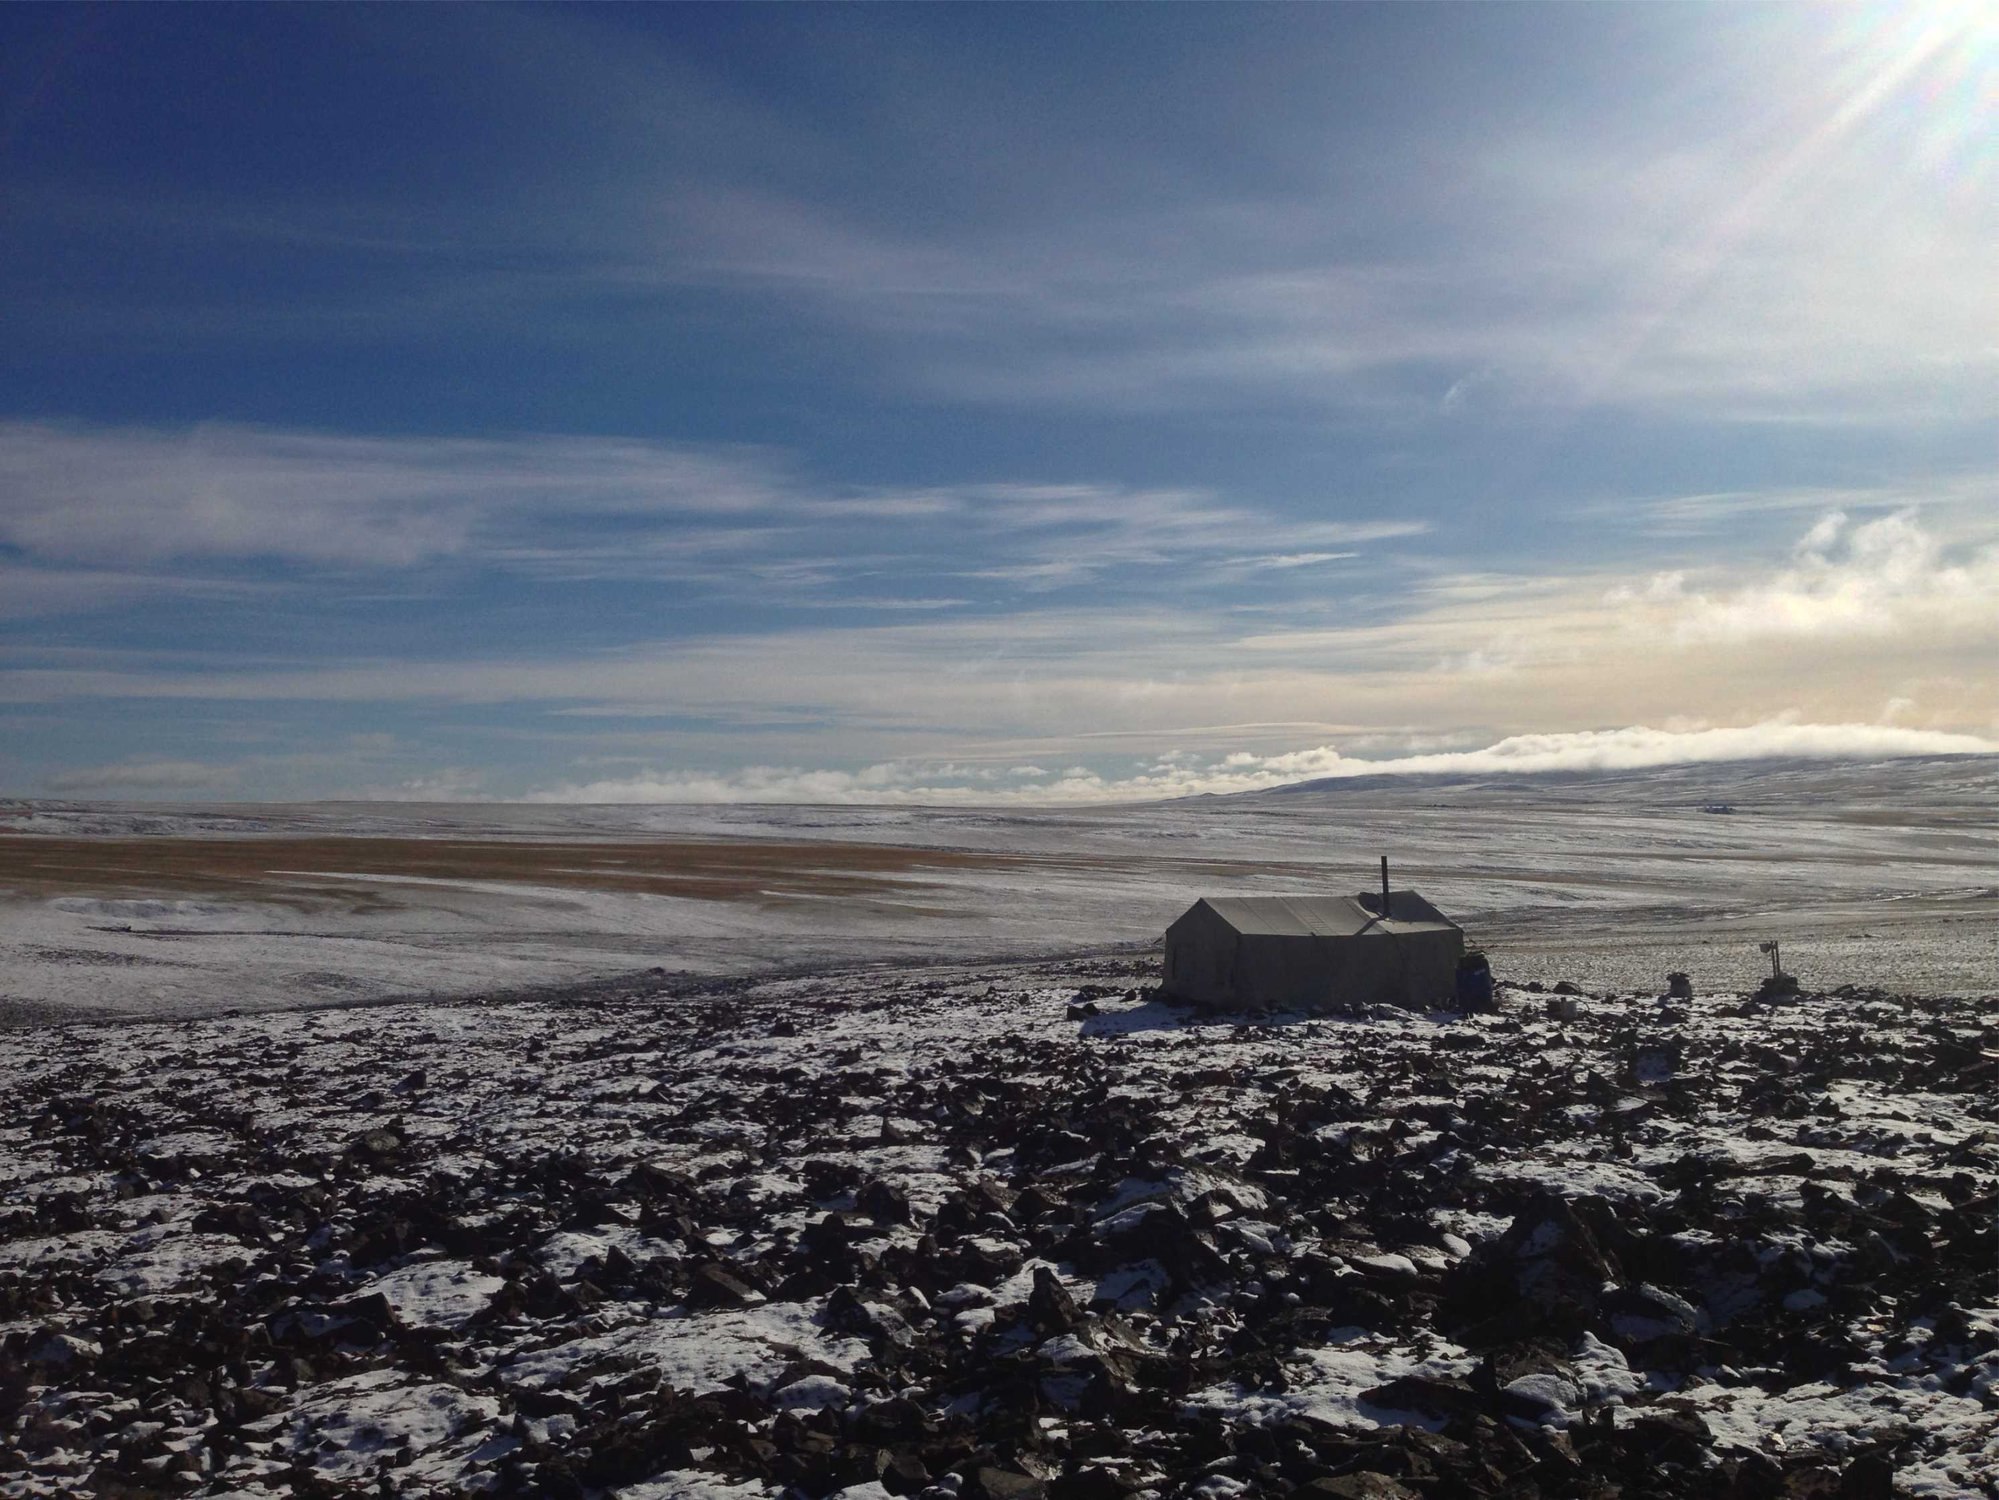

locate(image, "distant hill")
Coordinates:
1238 752 1999 810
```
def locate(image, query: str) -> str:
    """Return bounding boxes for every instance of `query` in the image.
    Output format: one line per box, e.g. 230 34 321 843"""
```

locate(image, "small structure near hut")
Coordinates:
1162 884 1465 1012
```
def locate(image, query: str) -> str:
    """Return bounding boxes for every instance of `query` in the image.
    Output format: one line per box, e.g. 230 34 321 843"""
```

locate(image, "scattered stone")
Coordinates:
2 956 1991 1500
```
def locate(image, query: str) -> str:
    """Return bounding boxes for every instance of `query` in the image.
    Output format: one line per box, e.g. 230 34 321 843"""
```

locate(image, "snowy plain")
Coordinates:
3 754 1996 1023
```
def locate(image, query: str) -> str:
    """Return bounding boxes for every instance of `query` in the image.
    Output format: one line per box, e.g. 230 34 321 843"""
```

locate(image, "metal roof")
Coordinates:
1193 891 1458 937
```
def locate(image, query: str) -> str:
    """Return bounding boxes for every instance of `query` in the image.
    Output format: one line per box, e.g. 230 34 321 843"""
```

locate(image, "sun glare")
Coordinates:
1829 0 1997 186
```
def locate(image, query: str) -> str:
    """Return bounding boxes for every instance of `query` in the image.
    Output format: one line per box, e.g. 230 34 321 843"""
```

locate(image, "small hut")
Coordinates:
1162 888 1463 1012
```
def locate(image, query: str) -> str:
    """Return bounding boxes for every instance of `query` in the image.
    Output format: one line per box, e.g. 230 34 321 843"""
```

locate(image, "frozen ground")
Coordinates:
3 755 1996 1023
1 954 1993 1498
2 757 1994 1498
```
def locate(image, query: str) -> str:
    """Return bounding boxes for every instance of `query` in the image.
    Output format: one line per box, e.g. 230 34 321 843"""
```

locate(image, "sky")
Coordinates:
2 2 1995 804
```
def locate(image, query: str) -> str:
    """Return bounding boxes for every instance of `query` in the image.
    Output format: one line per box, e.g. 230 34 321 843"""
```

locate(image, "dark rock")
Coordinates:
966 1466 1047 1500
804 1159 864 1201
1837 1453 1895 1500
858 1178 912 1225
1027 1266 1082 1336
1621 1409 1712 1469
191 1202 268 1243
803 1212 866 1260
1048 1466 1135 1500
1440 1193 1619 1344
853 1394 934 1442
1601 1281 1701 1351
686 1263 762 1308
881 1450 932 1493
1292 1477 1420 1500
346 1123 405 1161
1359 1375 1483 1422
826 1286 915 1347
1011 1186 1066 1224
1091 1202 1226 1289
1316 1280 1404 1333
329 1291 398 1332
1773 1458 1843 1498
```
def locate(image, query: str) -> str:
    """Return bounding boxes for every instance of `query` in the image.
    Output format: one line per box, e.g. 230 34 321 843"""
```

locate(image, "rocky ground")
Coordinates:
1 956 1995 1499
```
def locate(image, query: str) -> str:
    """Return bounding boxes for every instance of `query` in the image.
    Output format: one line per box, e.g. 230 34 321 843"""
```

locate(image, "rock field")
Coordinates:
2 957 1995 1499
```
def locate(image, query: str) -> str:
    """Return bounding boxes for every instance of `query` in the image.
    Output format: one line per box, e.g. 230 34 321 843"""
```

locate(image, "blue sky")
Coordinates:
3 2 1995 802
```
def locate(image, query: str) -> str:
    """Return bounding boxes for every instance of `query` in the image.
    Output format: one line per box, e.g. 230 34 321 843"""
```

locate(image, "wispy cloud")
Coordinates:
0 419 1427 617
1595 474 1998 542
10 501 1999 802
0 420 792 569
41 758 236 795
1239 552 1359 570
31 742 495 803
0 562 271 620
12 510 1993 756
641 81 1993 427
10 7 1988 438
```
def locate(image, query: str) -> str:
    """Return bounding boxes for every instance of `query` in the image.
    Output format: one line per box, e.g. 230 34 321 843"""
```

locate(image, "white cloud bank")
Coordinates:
528 718 1999 805
1629 510 1999 645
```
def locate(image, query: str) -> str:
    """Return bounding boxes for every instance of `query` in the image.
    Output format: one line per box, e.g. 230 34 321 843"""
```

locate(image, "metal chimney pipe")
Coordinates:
1380 856 1391 920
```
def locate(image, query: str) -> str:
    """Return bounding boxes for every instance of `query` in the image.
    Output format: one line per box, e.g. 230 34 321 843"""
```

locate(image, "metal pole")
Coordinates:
1380 856 1391 920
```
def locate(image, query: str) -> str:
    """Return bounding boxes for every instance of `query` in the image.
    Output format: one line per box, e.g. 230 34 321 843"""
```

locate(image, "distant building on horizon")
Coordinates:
1161 889 1464 1012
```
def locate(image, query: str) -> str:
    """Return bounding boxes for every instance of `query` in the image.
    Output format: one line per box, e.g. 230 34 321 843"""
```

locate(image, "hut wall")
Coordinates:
1232 934 1336 1008
1162 905 1240 1005
1169 921 1464 1011
1320 927 1463 1010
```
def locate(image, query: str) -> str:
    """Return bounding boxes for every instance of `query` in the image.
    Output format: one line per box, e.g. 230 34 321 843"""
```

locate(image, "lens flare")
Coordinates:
1565 0 1995 413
